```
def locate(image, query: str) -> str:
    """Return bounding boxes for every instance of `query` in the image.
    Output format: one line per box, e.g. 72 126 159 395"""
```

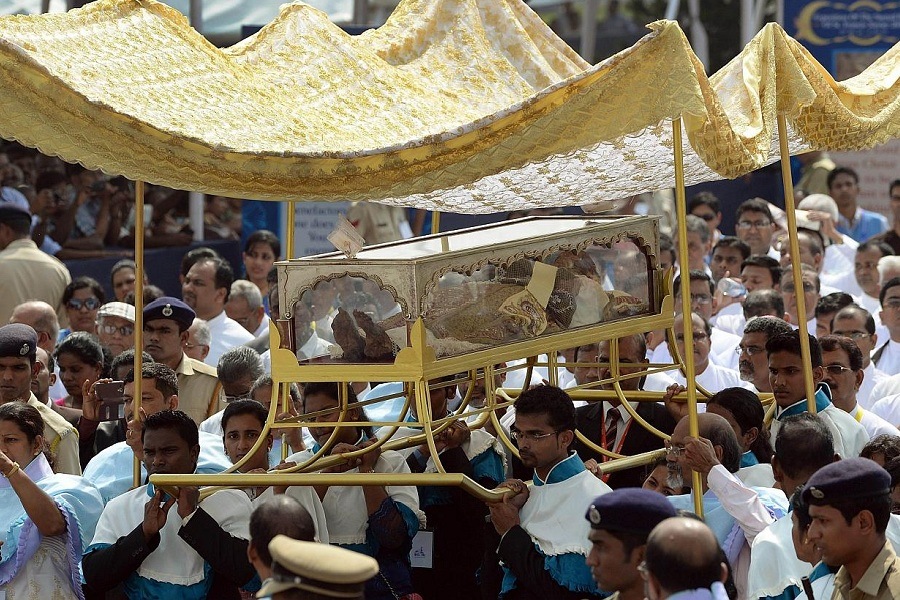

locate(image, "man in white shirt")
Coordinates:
813 292 855 339
779 228 842 297
225 280 268 339
874 277 900 373
670 312 748 394
780 265 820 335
735 199 780 260
832 305 888 409
767 330 869 460
182 256 254 367
653 271 741 370
819 335 899 440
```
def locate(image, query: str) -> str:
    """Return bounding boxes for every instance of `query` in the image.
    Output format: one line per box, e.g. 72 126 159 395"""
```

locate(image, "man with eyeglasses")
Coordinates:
142 297 224 425
665 411 788 598
486 385 610 599
669 313 748 394
829 166 889 243
832 305 888 410
767 331 868 460
0 204 71 326
96 301 135 359
734 198 779 260
573 335 677 489
819 335 898 440
780 265 820 335
651 271 741 371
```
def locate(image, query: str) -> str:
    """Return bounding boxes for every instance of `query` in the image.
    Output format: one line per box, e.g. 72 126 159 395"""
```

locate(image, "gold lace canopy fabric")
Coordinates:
0 0 897 213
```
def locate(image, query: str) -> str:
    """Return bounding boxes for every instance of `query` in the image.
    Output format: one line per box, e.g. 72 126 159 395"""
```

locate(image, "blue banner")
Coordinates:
783 0 900 77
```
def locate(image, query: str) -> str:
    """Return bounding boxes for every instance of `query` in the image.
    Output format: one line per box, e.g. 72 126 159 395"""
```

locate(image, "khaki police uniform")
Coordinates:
0 238 71 325
833 540 900 600
26 393 81 476
346 202 408 245
175 353 224 425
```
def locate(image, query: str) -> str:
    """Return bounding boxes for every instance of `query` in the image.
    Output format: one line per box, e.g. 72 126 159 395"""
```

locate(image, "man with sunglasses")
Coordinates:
734 198 779 260
486 385 610 599
96 301 135 359
0 204 71 325
819 335 898 440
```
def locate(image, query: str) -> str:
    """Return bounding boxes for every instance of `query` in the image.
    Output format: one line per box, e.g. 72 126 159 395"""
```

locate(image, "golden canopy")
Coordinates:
0 0 897 212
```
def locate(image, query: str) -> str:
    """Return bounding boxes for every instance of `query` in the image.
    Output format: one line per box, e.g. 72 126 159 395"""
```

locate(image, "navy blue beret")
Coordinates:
0 323 37 361
803 457 891 505
586 488 677 534
143 297 195 330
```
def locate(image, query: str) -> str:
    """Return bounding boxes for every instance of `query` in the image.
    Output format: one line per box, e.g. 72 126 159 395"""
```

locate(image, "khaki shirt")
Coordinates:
175 354 224 425
833 539 900 599
26 394 81 475
346 202 408 245
0 238 71 325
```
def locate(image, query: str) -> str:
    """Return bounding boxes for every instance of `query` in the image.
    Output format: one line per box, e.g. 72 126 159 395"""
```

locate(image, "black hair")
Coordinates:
740 255 781 285
735 198 774 222
791 487 812 531
110 259 137 284
34 170 67 193
249 495 316 568
773 413 834 480
880 276 900 307
885 456 900 489
54 331 104 369
707 388 772 464
743 290 784 321
141 409 198 447
856 240 894 258
860 435 900 463
123 362 178 398
62 276 105 305
122 284 165 307
743 315 792 339
673 270 714 296
607 529 650 557
301 382 373 439
245 229 281 260
514 385 577 434
222 399 269 432
180 246 221 278
765 331 823 368
827 166 859 189
110 350 154 379
819 335 863 372
0 402 43 444
890 179 900 194
688 191 720 214
814 292 855 319
834 305 876 335
712 236 750 260
797 228 825 257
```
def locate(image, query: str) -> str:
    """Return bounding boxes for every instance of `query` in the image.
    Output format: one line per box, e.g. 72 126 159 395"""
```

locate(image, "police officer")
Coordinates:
256 535 379 600
585 488 677 600
142 297 223 424
804 457 900 599
0 323 80 474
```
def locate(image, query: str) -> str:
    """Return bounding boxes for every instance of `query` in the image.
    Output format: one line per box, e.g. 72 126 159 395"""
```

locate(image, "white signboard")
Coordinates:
831 139 900 220
291 202 351 258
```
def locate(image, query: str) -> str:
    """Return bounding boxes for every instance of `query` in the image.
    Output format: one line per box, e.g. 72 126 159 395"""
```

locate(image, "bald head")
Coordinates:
645 517 724 597
671 412 743 473
9 301 59 352
249 494 316 579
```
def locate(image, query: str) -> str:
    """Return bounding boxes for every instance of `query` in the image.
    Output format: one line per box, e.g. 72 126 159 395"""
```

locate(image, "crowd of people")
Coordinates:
1 142 900 599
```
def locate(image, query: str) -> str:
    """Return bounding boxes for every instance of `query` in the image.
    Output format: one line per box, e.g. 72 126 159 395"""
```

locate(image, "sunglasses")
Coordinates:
99 323 134 337
67 297 101 311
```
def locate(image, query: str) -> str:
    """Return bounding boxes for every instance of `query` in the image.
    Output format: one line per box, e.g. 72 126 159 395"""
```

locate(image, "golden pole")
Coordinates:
132 181 145 488
777 114 817 412
431 211 441 235
285 201 296 259
672 118 703 516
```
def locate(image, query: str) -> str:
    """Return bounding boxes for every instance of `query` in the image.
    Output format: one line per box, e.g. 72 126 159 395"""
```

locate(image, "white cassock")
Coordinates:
859 363 890 410
670 362 753 395
204 310 255 367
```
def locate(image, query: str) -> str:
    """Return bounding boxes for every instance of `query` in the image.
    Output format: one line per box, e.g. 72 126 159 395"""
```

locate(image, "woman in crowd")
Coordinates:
0 403 104 598
242 230 280 314
286 382 424 600
109 259 150 303
59 276 105 341
54 332 104 424
642 456 687 497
